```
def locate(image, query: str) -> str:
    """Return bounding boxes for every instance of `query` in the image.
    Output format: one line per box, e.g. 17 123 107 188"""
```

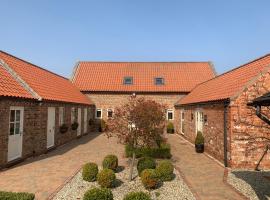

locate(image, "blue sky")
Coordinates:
1 0 270 77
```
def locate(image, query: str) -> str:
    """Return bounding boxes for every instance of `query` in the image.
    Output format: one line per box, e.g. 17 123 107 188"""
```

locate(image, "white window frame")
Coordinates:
71 107 76 123
59 107 64 126
107 108 113 118
180 109 185 134
166 109 174 120
95 108 102 119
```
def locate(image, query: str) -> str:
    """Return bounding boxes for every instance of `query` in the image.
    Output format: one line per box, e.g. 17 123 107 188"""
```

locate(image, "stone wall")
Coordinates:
230 70 270 169
0 97 94 168
175 103 226 164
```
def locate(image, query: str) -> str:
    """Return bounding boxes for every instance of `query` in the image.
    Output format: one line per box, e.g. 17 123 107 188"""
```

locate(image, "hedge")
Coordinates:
83 187 113 200
0 191 35 200
125 143 172 159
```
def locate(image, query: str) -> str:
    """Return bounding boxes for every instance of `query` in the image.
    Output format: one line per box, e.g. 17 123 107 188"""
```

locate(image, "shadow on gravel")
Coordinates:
232 171 270 200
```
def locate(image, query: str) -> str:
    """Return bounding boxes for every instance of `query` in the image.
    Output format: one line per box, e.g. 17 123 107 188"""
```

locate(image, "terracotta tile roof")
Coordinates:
71 62 216 92
0 64 33 99
0 51 92 105
177 54 270 105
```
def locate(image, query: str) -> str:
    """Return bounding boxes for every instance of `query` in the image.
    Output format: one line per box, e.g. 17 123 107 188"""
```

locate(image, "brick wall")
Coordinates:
86 92 185 129
0 98 94 168
230 71 270 169
175 103 226 164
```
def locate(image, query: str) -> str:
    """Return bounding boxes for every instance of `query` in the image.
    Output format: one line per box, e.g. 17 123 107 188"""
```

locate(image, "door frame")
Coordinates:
77 108 82 136
8 106 24 162
195 110 203 134
83 108 87 134
47 107 56 149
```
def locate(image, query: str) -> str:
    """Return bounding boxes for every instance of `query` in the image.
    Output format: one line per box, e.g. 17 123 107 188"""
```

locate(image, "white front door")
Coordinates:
8 107 24 162
47 107 55 148
84 108 87 134
77 108 82 136
195 111 203 133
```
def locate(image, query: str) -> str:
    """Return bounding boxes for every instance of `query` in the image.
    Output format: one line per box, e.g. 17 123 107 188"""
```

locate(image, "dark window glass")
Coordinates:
155 77 164 85
167 111 173 120
107 109 113 118
96 109 102 118
204 115 207 123
191 113 194 121
124 77 133 85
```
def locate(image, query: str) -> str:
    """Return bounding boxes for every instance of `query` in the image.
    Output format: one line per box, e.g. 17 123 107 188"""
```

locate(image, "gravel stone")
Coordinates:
227 170 270 200
53 166 195 200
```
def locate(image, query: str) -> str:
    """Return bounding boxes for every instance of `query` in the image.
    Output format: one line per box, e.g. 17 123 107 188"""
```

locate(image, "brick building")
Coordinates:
71 62 216 128
0 51 94 168
175 54 270 169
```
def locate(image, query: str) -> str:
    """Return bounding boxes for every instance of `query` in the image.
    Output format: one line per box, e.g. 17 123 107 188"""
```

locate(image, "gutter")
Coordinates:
223 100 230 167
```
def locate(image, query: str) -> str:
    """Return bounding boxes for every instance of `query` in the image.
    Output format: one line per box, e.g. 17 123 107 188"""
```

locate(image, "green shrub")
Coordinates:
102 155 118 171
156 160 174 181
82 162 98 182
0 191 35 200
123 191 151 200
140 169 160 189
125 143 172 159
166 122 174 134
83 187 113 200
195 131 204 145
97 169 116 188
137 157 156 176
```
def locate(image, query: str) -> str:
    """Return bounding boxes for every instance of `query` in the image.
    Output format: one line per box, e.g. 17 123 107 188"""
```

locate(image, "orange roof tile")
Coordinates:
0 51 92 105
177 54 270 105
0 64 33 99
72 62 216 92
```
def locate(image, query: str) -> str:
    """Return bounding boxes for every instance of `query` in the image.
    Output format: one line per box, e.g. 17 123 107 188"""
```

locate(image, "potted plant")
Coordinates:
195 131 204 153
99 119 106 132
166 122 174 134
71 122 79 130
59 124 68 134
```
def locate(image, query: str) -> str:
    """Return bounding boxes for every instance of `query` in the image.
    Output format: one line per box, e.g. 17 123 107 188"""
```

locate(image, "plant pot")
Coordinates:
195 144 204 153
71 122 79 130
59 124 68 134
167 128 174 134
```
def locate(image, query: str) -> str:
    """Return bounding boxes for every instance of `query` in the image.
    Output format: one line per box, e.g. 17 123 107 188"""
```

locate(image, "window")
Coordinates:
166 109 174 120
181 110 185 134
107 109 113 118
96 108 102 119
59 107 64 125
9 108 23 135
123 77 133 85
71 107 76 123
155 77 164 85
204 115 208 125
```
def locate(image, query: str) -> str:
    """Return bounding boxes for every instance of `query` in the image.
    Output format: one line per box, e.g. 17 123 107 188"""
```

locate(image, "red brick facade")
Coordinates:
85 92 185 128
176 70 270 169
0 97 94 168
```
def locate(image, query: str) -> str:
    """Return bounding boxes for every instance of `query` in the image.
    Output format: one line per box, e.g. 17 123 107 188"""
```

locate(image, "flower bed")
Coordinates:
53 165 195 200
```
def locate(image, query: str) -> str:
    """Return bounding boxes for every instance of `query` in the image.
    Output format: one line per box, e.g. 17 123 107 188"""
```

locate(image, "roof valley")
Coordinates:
0 59 42 100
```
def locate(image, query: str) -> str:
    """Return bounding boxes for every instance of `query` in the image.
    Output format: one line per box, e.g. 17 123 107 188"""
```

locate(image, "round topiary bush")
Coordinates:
97 169 116 188
156 160 174 181
82 162 98 182
102 155 118 171
137 157 156 176
140 169 159 189
83 187 113 200
123 191 151 200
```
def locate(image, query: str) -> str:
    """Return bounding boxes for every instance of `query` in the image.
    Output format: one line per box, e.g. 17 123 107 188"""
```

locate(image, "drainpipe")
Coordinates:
223 101 229 167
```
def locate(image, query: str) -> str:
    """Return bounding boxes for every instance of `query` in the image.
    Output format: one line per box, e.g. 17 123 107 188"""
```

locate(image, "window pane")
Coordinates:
9 123 14 135
155 78 164 85
15 122 20 134
168 112 173 120
16 110 20 122
10 110 15 122
108 110 113 118
124 77 133 85
96 110 101 118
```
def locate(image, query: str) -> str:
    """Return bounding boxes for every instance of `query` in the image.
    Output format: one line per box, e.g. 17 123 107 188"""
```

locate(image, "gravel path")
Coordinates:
227 170 270 200
53 165 195 200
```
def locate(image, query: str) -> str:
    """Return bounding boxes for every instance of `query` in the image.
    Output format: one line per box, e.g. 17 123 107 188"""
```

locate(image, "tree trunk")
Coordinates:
129 151 136 181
